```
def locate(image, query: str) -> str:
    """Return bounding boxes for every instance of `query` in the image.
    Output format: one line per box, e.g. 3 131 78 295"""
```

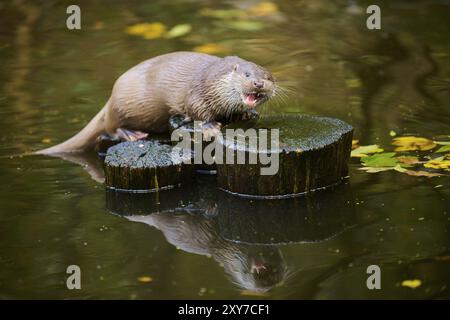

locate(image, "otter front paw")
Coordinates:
202 121 222 141
229 109 259 123
240 109 260 121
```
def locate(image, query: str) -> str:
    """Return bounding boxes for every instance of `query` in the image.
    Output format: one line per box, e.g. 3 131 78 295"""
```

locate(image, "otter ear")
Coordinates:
232 63 239 72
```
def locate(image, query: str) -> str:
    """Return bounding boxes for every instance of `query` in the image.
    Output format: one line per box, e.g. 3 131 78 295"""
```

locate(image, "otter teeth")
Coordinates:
244 92 265 106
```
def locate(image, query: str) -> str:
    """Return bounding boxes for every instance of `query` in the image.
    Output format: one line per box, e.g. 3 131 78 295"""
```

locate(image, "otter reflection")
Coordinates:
126 209 287 293
106 178 354 293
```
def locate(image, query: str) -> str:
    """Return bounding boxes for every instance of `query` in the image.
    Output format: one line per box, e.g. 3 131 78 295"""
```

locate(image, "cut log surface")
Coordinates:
104 141 193 192
216 114 353 198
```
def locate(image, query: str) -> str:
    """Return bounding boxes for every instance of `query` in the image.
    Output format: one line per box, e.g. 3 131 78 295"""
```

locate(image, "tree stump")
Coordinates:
216 114 353 198
104 140 194 192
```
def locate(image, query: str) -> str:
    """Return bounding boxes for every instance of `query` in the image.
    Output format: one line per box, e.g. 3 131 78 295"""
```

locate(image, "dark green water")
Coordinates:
0 0 449 299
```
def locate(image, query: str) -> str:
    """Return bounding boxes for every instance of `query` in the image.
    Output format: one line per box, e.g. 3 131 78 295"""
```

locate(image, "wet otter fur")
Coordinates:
37 52 275 154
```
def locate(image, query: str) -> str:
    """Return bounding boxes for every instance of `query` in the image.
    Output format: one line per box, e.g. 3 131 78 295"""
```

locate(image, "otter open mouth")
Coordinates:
243 92 266 107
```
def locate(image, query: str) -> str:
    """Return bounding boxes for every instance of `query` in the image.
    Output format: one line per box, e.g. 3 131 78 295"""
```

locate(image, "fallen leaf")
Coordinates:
424 156 450 170
193 43 226 54
359 166 394 173
434 141 450 146
393 164 407 173
397 156 420 165
434 255 450 261
361 152 398 167
137 276 153 283
164 24 192 38
125 22 166 40
351 144 384 157
401 279 422 289
403 170 442 178
42 138 52 144
389 130 397 137
392 136 436 152
435 145 450 153
351 139 359 150
247 2 279 16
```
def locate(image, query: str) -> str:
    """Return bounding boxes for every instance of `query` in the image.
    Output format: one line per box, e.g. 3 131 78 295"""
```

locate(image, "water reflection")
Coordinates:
106 177 355 292
1 0 449 299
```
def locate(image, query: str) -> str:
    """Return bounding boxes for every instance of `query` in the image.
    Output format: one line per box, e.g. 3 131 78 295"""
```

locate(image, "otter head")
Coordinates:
229 60 275 109
205 56 275 118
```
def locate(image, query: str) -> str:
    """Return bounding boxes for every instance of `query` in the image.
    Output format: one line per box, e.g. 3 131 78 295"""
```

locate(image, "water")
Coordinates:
0 0 449 299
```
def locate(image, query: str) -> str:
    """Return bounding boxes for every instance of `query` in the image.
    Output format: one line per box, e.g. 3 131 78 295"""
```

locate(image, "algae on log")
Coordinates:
95 132 172 157
104 141 194 192
216 114 353 198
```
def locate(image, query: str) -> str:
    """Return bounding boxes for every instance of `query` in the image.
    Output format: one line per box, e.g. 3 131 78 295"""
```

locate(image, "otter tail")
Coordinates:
36 102 109 155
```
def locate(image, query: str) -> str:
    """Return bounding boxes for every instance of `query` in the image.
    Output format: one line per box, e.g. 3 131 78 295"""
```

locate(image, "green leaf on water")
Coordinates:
435 145 450 153
164 24 192 38
351 144 384 158
361 152 398 167
434 141 450 146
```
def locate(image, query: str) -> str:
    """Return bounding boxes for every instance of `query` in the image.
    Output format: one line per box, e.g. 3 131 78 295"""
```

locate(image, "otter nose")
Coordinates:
253 81 264 89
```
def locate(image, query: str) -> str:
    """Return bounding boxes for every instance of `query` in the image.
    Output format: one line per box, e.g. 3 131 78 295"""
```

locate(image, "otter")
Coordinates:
37 51 275 154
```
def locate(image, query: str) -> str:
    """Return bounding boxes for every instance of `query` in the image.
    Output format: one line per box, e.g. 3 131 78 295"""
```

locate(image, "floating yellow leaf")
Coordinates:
247 2 279 16
392 136 436 152
137 276 153 283
193 43 226 54
41 138 52 144
393 164 407 173
424 156 450 170
401 279 422 289
125 22 166 40
389 130 397 137
164 24 192 38
351 144 384 158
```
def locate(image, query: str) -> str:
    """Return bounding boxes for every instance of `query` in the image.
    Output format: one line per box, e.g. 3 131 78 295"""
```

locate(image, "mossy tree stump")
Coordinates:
104 141 194 192
216 114 353 198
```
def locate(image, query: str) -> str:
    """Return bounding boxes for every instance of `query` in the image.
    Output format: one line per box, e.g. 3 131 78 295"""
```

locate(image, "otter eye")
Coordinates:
245 72 251 77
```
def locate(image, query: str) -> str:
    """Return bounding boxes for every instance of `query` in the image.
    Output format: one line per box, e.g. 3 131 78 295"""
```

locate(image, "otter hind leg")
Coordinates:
115 128 149 142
